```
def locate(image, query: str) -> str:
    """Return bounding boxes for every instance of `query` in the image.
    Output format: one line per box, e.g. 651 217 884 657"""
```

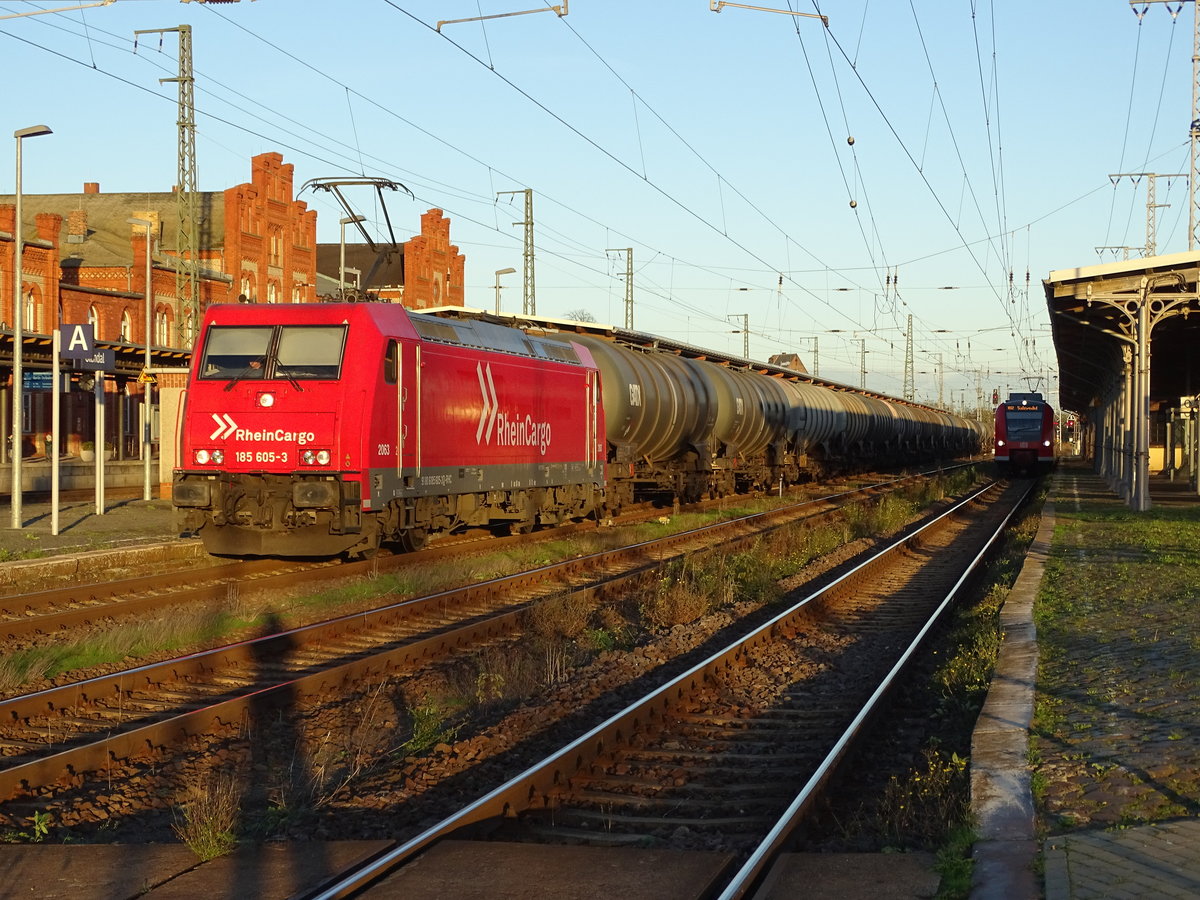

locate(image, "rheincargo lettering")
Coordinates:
234 428 317 444
495 413 552 455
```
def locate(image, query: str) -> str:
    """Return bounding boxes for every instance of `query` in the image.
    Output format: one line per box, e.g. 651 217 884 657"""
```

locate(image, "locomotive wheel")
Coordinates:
398 528 429 552
345 536 380 560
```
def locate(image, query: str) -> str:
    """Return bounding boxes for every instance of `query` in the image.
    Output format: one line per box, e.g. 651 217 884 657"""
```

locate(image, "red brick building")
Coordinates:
1 152 466 468
314 208 465 308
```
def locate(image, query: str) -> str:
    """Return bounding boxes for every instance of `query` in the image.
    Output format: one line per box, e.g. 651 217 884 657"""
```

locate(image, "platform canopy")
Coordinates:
1044 249 1200 509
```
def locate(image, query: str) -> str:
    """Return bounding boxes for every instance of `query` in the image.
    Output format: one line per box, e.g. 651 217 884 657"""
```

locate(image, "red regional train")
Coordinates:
993 392 1055 474
173 302 987 558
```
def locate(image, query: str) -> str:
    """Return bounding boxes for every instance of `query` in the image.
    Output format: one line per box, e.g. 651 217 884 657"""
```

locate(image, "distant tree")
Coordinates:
563 308 597 323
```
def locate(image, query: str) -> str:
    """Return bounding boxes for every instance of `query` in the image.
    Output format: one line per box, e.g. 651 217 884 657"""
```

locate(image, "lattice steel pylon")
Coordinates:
903 314 914 401
497 189 535 315
1109 172 1186 256
135 24 199 348
606 247 633 328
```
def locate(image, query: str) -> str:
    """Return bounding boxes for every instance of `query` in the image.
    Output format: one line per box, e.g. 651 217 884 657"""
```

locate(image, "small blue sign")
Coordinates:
23 371 68 392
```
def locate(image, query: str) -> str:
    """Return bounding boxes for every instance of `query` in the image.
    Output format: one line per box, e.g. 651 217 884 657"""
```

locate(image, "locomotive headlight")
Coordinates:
301 448 332 466
996 440 1005 447
257 392 275 408
212 449 225 464
316 449 331 465
302 449 316 465
195 449 211 465
1043 440 1052 447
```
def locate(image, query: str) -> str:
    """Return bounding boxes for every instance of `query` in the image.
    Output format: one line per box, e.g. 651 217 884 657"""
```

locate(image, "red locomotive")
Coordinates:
994 392 1055 474
172 302 605 557
174 302 987 558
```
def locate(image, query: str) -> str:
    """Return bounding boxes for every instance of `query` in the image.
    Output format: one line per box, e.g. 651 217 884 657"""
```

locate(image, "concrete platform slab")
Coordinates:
0 841 390 900
366 840 735 900
143 841 390 900
0 843 198 900
1044 821 1200 900
756 851 939 899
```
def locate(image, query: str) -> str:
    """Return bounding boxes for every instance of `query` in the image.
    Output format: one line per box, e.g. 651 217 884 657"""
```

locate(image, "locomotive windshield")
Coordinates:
198 324 347 381
1005 408 1044 442
198 326 273 379
275 325 347 379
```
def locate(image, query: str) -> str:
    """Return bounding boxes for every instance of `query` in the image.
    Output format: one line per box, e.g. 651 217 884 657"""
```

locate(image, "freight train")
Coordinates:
172 303 987 558
994 392 1055 474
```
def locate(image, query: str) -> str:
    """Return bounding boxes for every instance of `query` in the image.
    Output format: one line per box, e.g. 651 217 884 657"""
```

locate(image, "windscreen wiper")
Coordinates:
223 362 265 391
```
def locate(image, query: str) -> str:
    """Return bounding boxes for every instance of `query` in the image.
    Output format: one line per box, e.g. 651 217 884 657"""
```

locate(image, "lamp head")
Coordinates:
14 125 52 140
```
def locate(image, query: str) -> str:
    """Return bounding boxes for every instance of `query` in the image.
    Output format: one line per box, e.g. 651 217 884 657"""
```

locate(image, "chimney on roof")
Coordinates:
83 182 99 194
67 209 87 244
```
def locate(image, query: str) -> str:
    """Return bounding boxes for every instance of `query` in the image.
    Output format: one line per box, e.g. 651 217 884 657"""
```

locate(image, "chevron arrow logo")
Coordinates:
476 362 498 444
209 413 238 441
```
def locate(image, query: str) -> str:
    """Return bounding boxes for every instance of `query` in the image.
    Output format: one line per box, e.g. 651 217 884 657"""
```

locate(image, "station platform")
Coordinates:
1 463 1198 898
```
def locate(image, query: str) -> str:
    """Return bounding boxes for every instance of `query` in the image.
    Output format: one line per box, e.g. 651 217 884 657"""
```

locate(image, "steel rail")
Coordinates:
0 464 969 641
0 469 953 801
0 557 289 639
304 478 1014 900
718 478 1035 898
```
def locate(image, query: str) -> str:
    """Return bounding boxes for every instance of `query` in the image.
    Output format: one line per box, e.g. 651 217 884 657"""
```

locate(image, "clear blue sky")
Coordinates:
3 0 1196 410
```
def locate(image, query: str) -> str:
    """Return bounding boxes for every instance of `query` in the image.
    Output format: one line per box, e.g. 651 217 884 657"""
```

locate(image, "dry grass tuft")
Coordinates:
173 769 241 860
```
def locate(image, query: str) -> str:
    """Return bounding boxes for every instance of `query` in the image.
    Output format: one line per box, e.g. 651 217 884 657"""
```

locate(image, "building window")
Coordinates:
24 289 37 333
87 304 98 339
241 275 252 300
269 228 282 266
155 308 170 346
120 310 132 342
267 281 278 304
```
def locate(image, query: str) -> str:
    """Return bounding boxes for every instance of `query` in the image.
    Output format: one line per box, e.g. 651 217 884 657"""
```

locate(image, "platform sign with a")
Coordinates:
60 323 95 360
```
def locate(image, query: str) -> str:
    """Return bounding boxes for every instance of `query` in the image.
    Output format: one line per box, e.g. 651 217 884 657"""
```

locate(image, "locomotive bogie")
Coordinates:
175 471 369 557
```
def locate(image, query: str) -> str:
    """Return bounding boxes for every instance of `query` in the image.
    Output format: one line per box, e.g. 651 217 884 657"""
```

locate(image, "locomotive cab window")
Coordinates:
198 326 273 379
275 325 347 380
384 340 398 384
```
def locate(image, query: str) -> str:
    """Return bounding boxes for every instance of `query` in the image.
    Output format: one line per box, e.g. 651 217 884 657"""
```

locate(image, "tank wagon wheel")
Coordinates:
398 528 429 553
509 520 535 536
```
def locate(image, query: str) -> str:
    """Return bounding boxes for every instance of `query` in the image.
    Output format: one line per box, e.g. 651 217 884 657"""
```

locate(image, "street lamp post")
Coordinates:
493 267 516 314
128 217 154 501
10 124 52 530
339 215 366 294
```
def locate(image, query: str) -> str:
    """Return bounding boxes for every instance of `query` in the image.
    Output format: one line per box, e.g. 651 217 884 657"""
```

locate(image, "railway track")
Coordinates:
305 477 1035 899
0 469 956 806
0 468 944 646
